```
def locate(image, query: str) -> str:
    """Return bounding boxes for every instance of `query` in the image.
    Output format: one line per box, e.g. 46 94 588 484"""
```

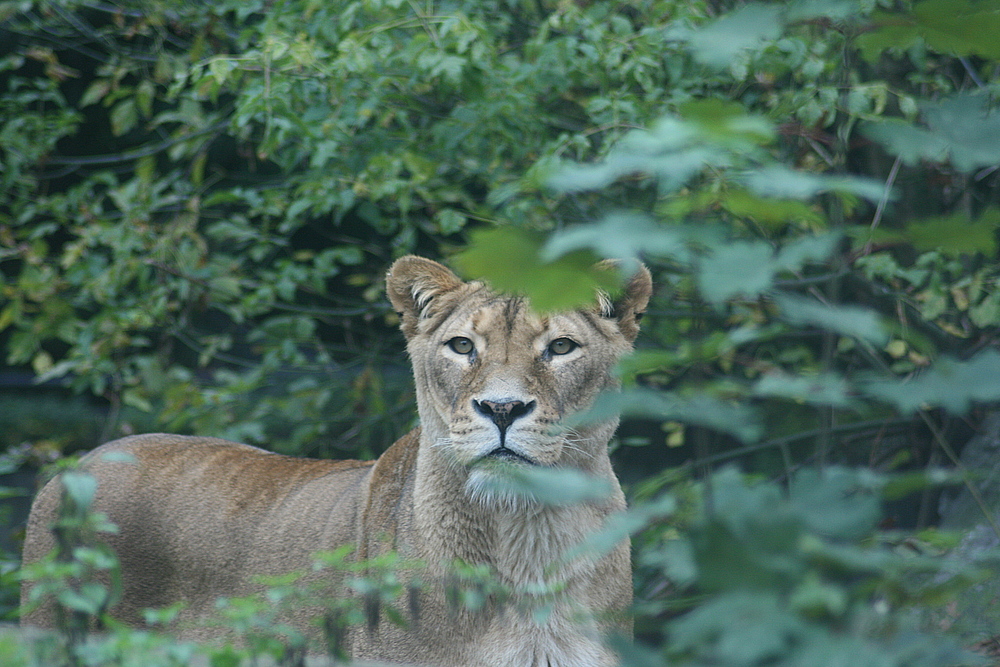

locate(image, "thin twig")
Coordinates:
45 120 230 166
696 418 913 467
959 57 987 89
864 156 901 256
920 410 1000 542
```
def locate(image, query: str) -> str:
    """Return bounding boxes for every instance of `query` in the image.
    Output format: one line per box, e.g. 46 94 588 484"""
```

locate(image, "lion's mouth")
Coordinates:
482 446 537 466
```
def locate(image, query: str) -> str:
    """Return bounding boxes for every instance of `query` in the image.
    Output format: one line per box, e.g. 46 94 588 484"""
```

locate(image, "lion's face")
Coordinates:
386 257 651 500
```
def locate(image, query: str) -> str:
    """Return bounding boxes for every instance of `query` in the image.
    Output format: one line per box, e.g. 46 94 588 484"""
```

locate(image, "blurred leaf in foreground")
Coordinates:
774 293 889 345
670 3 784 69
452 227 620 313
470 463 611 507
569 388 762 443
541 213 688 268
859 0 1000 61
864 94 1000 173
861 349 1000 414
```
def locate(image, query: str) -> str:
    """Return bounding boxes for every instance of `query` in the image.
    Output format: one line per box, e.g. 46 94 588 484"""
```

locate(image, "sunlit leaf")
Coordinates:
859 0 1000 60
79 79 110 107
903 208 1000 257
109 98 138 137
720 190 826 229
453 227 619 313
678 99 775 147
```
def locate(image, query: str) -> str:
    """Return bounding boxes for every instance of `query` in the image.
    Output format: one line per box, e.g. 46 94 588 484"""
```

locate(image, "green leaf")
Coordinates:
61 471 98 510
471 464 612 507
861 349 1000 414
863 94 1000 173
774 293 888 345
668 592 808 662
788 467 881 541
57 582 109 615
547 101 772 195
911 0 1000 58
785 0 864 22
79 79 110 108
861 119 950 165
860 0 1000 60
902 208 1000 257
745 166 886 202
109 98 138 136
434 208 466 235
773 233 841 272
572 494 677 562
789 571 848 617
720 190 826 229
452 227 619 313
697 241 775 304
136 79 155 118
675 4 785 69
98 451 137 464
546 124 713 194
879 469 965 501
571 389 762 443
752 371 852 407
541 213 688 266
678 99 775 147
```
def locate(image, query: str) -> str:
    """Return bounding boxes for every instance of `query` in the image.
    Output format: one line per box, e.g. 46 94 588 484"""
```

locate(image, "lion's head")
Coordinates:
386 256 651 505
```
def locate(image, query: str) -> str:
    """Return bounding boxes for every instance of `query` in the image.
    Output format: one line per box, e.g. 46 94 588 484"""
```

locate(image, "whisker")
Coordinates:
560 442 597 461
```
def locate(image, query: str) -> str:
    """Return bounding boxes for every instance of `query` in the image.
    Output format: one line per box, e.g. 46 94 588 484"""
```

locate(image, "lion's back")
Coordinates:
21 433 377 629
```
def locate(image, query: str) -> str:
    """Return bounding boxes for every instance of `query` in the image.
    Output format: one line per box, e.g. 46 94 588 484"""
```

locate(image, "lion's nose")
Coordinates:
473 399 536 436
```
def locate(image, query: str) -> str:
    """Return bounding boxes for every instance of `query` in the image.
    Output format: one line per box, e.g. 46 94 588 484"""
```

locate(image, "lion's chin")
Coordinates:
464 462 540 512
480 446 537 466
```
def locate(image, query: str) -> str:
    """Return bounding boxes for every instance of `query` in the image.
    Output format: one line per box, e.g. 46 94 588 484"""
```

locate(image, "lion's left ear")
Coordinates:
600 263 652 343
386 256 464 339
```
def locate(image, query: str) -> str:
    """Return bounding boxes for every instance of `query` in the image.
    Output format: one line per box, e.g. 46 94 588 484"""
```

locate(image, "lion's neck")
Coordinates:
411 430 607 589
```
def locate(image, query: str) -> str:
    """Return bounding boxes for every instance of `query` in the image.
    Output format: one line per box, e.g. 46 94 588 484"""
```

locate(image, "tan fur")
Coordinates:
21 256 652 667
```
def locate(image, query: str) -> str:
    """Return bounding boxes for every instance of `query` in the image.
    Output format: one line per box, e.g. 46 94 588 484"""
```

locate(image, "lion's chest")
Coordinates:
466 612 613 667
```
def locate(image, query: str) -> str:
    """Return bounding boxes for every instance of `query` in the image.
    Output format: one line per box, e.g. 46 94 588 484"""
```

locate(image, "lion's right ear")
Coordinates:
595 261 652 343
386 256 464 339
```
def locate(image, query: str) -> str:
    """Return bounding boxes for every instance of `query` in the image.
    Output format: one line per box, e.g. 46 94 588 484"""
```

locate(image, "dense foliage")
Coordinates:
2 0 1000 664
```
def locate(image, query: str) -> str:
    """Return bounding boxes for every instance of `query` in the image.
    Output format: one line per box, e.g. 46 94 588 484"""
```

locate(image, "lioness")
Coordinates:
21 255 652 666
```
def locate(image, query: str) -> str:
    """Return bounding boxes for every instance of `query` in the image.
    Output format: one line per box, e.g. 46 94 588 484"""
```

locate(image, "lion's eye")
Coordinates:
547 338 578 356
447 337 475 355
